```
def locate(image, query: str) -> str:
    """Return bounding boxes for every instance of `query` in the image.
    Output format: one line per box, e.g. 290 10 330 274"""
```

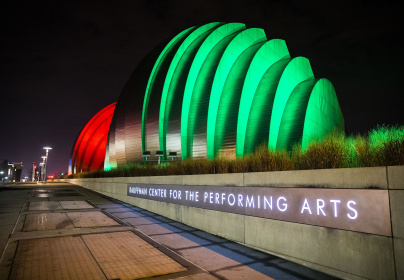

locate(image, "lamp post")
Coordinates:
40 157 46 182
39 163 43 181
43 147 52 183
32 162 36 182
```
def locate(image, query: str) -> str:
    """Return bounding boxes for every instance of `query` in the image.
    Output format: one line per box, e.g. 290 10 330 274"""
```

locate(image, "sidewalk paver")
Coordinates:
59 201 94 210
10 235 106 280
66 211 119 227
82 231 187 279
23 213 74 231
28 201 62 211
0 182 339 280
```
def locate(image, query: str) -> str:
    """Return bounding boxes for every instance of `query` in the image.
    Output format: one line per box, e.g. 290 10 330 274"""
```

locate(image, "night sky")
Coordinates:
1 0 402 177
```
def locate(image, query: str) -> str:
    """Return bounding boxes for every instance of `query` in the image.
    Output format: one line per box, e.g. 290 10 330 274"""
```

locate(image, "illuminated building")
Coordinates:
68 103 116 174
70 22 344 172
0 160 22 182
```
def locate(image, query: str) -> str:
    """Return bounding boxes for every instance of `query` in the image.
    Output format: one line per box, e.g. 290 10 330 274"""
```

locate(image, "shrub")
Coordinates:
291 133 345 170
247 143 292 172
180 159 214 175
214 158 231 174
229 157 250 173
68 125 403 178
343 136 360 168
350 135 371 167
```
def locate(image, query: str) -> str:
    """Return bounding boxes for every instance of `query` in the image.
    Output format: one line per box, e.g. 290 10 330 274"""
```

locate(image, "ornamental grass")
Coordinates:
66 125 404 179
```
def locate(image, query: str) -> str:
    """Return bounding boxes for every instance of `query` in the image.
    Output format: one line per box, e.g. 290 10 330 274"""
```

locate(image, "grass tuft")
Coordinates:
64 125 404 179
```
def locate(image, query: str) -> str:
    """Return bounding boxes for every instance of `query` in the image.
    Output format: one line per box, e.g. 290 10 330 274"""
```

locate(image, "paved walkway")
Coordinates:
0 182 338 280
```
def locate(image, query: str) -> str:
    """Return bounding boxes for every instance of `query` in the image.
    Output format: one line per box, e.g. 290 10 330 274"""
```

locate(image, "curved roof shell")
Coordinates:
69 103 116 174
101 22 344 169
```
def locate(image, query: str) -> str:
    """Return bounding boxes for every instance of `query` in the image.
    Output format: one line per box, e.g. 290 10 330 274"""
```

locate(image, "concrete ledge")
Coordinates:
136 198 182 222
394 238 404 280
244 216 395 280
62 166 404 280
388 166 404 189
63 166 399 190
148 175 183 185
127 176 153 184
390 190 404 239
181 206 245 243
243 167 388 189
182 173 244 186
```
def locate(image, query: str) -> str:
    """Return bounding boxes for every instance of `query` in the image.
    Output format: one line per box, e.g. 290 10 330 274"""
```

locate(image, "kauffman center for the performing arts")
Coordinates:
68 22 344 175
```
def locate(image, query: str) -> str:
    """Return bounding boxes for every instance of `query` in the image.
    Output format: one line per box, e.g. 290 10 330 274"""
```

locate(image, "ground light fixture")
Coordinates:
43 147 52 183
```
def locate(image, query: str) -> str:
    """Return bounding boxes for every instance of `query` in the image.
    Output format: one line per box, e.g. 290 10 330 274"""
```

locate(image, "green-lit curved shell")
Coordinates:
181 23 246 159
159 22 222 159
237 39 290 157
103 22 345 170
207 28 267 159
142 26 195 157
302 79 345 149
268 57 314 150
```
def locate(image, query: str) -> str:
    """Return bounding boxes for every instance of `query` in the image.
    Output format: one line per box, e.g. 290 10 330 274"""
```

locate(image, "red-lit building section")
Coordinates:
68 103 116 175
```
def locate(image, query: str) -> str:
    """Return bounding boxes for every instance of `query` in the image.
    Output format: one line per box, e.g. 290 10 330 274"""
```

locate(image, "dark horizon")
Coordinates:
1 0 402 177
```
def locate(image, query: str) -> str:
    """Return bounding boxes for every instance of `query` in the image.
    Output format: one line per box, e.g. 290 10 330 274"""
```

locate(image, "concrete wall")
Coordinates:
61 165 404 280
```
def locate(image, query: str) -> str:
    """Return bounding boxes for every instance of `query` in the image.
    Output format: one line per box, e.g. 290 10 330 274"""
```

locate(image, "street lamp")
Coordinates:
43 147 52 183
32 162 36 182
40 159 45 181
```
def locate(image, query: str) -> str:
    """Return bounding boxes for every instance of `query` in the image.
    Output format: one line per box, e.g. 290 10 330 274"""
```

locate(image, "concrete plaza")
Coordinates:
0 182 337 279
